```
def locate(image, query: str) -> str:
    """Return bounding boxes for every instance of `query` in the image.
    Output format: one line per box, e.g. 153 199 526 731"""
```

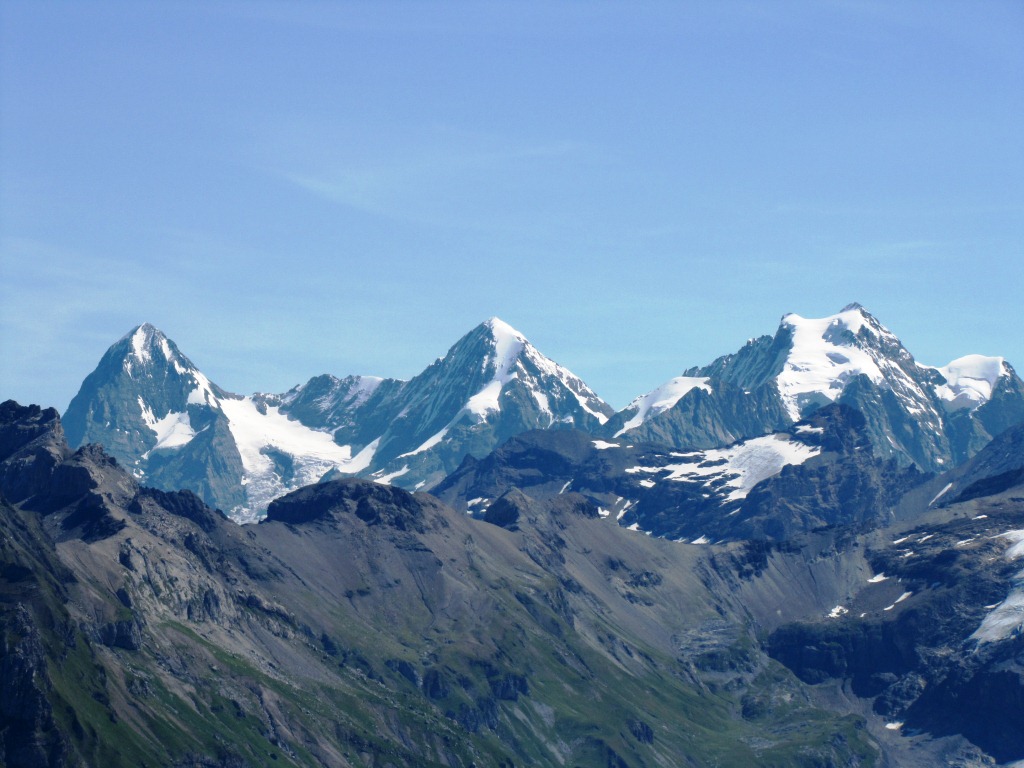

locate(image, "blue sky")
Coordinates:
2 1 1022 411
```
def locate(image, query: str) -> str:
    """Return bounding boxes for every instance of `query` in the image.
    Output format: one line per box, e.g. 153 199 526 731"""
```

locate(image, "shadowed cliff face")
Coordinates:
768 485 1024 764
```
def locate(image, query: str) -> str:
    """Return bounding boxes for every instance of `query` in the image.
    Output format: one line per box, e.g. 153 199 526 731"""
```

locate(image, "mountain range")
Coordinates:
4 395 1024 765
63 305 1024 525
6 302 1024 766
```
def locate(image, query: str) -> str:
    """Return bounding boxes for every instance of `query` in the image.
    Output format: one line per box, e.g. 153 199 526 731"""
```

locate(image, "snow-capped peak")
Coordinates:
484 316 525 342
933 355 1008 411
119 322 198 379
482 317 528 378
775 304 910 421
614 377 711 437
445 318 611 424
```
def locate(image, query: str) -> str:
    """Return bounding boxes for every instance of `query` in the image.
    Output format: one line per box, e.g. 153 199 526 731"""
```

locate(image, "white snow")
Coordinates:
690 535 710 545
138 397 196 456
397 427 449 458
462 318 528 420
130 326 151 363
828 605 848 618
973 589 1024 643
374 465 410 485
638 479 656 488
559 480 572 494
626 434 820 502
592 440 619 450
217 396 367 522
884 722 903 731
344 437 380 474
335 375 385 408
616 500 634 521
465 318 604 422
933 354 1006 411
883 592 912 611
868 573 888 583
614 377 711 437
465 379 507 419
186 369 218 407
795 424 825 435
470 318 610 425
775 306 927 422
929 482 954 507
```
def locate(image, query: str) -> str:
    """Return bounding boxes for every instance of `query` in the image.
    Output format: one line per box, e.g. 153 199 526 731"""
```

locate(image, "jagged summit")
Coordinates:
483 315 521 335
65 318 615 519
610 304 1024 472
775 304 913 421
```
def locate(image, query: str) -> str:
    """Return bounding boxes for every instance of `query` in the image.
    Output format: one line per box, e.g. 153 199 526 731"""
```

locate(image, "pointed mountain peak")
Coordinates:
115 323 185 368
484 316 519 333
447 318 533 375
774 305 914 421
481 316 529 346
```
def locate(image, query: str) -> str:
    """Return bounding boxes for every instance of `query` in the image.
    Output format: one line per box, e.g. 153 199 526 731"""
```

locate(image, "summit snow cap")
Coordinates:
776 304 909 421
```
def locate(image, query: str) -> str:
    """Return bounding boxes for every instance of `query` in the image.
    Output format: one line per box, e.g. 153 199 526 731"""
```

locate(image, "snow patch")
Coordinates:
868 573 888 583
929 482 953 507
626 434 820 502
616 500 634 521
130 326 152 363
883 592 912 611
375 465 410 485
138 397 196 456
795 424 825 435
828 605 848 619
592 440 619 450
187 369 218 407
398 427 449 458
933 354 1006 411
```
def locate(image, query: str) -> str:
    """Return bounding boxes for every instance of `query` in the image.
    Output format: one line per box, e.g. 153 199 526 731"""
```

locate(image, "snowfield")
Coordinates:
626 433 820 502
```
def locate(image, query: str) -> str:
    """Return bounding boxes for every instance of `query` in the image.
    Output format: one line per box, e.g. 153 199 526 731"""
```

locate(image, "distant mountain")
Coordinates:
62 307 1024 523
606 304 1024 472
289 317 613 489
63 319 613 520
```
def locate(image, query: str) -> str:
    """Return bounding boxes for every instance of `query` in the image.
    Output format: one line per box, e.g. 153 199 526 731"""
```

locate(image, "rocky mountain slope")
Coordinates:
766 432 1024 765
434 404 927 544
3 399 903 767
63 320 613 522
